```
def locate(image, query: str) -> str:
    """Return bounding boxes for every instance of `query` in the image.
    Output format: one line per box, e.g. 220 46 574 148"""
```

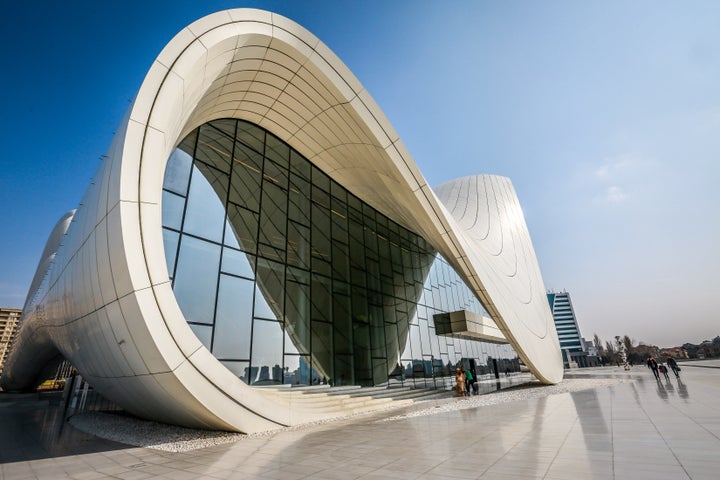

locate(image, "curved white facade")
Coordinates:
1 9 561 433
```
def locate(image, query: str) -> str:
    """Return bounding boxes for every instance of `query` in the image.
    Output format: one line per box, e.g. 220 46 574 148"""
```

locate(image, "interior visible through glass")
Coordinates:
161 119 521 387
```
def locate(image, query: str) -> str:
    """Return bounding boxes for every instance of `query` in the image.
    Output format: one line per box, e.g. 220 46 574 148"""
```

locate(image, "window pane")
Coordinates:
288 174 310 226
162 190 185 231
311 205 330 261
312 320 333 382
259 182 287 251
173 235 220 325
183 164 227 243
312 164 330 192
311 276 331 323
221 248 255 279
250 320 283 385
229 142 262 211
195 124 233 173
236 120 265 154
373 357 388 387
287 222 310 270
332 241 349 282
289 150 310 180
283 355 310 385
163 146 193 196
208 119 237 139
263 159 288 190
334 354 354 386
189 323 213 350
353 322 371 384
385 321 399 365
331 205 347 244
162 228 179 279
225 203 258 254
265 132 290 168
333 294 351 354
254 258 285 320
212 274 254 359
369 307 387 359
285 281 310 354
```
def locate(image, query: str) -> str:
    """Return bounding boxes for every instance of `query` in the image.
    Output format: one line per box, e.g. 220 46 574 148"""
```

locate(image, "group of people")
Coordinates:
646 356 680 381
455 367 479 396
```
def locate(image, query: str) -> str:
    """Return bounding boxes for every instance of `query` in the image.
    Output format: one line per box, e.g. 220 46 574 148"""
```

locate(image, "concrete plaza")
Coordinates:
2 360 719 479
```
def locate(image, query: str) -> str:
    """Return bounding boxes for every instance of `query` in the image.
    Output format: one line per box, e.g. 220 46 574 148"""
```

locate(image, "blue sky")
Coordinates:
1 1 718 348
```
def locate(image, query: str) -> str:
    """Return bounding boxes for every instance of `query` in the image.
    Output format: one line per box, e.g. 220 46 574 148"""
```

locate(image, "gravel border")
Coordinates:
68 378 625 452
69 412 245 452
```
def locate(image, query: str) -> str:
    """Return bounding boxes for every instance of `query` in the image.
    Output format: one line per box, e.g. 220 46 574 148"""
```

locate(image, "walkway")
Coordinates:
2 361 720 479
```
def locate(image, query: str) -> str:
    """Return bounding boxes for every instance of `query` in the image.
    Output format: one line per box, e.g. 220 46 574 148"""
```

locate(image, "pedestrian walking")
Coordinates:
659 363 670 381
455 368 466 397
465 367 477 395
667 357 680 377
647 356 660 380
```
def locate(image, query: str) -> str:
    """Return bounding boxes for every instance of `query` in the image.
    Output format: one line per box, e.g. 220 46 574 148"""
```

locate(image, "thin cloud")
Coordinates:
590 153 656 206
605 186 627 204
592 185 628 205
594 153 638 179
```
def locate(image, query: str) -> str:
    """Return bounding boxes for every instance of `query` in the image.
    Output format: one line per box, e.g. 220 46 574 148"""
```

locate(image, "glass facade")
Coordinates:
162 119 520 387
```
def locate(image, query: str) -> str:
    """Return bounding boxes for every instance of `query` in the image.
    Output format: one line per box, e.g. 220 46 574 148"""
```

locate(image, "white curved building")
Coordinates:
1 9 562 433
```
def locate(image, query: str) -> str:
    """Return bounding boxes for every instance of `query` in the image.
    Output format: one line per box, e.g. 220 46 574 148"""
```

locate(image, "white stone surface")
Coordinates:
68 378 619 452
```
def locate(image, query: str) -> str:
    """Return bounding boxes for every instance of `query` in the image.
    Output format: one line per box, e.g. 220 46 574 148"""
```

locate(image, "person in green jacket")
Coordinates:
465 367 478 395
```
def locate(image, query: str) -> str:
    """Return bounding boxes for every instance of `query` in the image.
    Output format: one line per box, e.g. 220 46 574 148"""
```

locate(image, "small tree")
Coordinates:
604 340 618 365
593 333 605 357
622 335 638 364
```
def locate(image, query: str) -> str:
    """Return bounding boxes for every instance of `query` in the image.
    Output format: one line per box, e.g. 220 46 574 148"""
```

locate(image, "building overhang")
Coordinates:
433 310 507 344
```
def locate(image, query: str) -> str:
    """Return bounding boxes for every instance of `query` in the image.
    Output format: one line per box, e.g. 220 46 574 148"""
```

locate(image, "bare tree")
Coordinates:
593 334 605 356
622 335 637 363
622 335 635 355
605 340 618 364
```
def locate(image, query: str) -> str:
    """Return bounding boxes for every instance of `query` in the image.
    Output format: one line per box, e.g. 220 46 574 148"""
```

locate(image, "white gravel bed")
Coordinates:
69 378 624 452
378 377 625 422
69 412 244 452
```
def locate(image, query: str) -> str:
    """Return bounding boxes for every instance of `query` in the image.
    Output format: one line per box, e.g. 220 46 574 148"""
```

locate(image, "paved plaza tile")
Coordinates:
2 360 720 479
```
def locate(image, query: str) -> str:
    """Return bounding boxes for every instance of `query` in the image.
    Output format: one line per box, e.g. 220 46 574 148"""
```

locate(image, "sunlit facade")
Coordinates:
1 9 561 433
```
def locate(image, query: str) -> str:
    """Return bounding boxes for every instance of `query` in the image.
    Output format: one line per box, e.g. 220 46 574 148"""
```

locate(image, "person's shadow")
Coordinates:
676 377 689 400
656 379 668 401
664 377 675 395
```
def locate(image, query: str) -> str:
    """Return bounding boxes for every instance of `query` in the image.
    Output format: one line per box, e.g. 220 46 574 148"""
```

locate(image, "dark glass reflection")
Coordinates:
161 119 521 387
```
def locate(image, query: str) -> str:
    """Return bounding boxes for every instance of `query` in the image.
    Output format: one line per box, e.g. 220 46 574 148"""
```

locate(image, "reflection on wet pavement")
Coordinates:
0 392 126 463
1 361 719 480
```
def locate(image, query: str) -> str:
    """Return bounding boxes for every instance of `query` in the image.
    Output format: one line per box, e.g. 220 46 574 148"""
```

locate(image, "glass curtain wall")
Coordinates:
161 119 520 387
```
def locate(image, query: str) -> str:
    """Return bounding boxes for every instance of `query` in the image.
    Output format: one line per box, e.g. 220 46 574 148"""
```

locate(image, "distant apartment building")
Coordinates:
0 308 22 376
659 347 688 359
547 291 590 368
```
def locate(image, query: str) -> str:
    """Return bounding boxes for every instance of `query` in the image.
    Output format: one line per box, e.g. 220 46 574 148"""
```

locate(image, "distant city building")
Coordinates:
634 343 660 359
0 308 22 377
582 337 598 356
547 291 590 368
659 347 688 359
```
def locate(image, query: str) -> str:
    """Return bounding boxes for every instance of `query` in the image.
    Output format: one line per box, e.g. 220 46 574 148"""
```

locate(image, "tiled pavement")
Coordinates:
2 360 720 479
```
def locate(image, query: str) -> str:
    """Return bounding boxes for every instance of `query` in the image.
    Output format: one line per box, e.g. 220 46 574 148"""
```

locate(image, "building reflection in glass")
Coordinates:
161 119 521 387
